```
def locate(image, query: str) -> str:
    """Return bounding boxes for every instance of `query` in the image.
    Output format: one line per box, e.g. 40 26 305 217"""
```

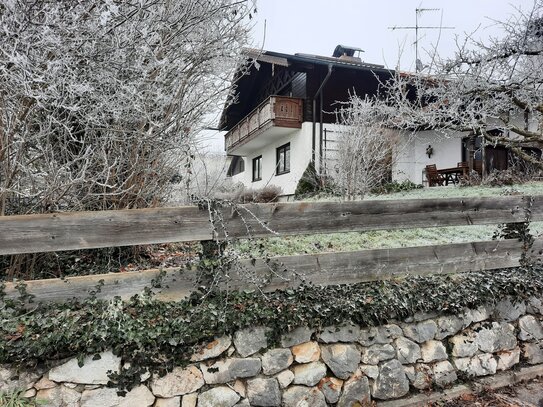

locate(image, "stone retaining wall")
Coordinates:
3 296 543 406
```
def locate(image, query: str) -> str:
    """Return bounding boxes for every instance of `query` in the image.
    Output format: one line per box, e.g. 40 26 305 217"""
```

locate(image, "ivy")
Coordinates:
1 266 543 391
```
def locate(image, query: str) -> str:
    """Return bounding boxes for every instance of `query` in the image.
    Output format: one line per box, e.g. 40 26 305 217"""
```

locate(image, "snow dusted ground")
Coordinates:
232 182 543 258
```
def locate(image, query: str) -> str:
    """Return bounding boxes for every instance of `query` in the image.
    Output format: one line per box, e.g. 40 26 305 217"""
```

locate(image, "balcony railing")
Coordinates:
225 96 303 153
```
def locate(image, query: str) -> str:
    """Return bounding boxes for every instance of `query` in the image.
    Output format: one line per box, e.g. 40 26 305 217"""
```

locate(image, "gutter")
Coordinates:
312 64 333 164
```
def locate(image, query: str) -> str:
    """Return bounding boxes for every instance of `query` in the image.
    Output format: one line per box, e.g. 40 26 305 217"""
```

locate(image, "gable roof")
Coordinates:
220 47 395 130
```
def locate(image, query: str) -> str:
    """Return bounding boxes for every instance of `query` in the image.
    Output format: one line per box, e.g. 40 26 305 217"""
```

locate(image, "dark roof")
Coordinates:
243 47 390 73
220 47 395 130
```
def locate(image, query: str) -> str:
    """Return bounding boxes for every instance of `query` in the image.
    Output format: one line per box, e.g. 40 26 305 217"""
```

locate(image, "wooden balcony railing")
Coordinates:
225 96 303 152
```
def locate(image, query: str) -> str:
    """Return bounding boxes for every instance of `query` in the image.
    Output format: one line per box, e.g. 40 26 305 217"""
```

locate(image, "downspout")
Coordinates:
312 64 333 165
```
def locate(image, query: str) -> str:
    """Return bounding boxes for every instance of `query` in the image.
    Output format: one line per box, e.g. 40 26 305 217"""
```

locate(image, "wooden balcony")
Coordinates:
225 96 303 154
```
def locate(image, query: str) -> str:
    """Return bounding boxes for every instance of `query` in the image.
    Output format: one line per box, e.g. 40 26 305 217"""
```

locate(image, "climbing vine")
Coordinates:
493 195 535 267
2 266 543 391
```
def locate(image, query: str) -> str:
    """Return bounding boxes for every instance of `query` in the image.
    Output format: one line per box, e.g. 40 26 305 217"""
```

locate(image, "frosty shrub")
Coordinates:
0 0 254 215
374 2 543 170
333 96 397 200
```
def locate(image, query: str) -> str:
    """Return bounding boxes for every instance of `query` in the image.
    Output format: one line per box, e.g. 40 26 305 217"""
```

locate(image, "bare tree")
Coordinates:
332 96 398 199
173 147 233 202
0 0 254 215
374 1 543 168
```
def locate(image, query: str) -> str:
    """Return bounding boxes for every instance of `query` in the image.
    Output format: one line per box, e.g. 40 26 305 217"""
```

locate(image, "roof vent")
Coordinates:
333 45 364 62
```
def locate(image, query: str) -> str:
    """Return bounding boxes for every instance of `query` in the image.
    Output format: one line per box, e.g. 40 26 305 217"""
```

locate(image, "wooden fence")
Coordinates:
1 195 542 303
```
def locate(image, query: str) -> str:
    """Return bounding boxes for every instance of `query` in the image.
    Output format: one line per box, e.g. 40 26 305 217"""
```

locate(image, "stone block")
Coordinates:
292 361 327 386
246 378 281 407
191 336 231 362
337 370 370 407
361 344 395 365
321 344 361 379
462 305 491 327
359 364 379 379
200 358 261 384
453 353 497 377
493 298 526 322
394 336 421 364
450 331 478 357
527 296 543 315
37 386 81 407
48 351 121 385
402 320 437 343
261 348 293 375
151 366 204 397
518 315 543 341
406 364 432 390
233 327 270 357
154 397 181 407
119 385 155 407
435 315 463 340
291 341 320 363
421 340 448 363
276 370 294 388
318 377 343 404
523 342 543 364
280 327 313 348
198 387 240 407
475 322 517 353
80 387 118 407
319 323 360 343
358 324 402 346
496 347 520 371
372 359 409 400
282 386 326 407
182 393 198 407
0 367 43 392
432 360 457 387
35 376 58 390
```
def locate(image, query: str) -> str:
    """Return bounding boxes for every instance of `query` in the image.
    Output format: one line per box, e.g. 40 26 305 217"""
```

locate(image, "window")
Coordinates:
252 155 262 181
276 143 290 175
227 156 244 177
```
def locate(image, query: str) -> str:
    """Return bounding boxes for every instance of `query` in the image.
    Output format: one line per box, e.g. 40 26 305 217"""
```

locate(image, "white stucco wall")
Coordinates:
230 122 316 196
392 131 465 185
231 125 468 193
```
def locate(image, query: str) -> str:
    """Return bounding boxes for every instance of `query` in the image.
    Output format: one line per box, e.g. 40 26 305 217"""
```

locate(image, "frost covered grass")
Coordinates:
233 223 543 258
303 181 543 202
367 182 543 201
233 182 543 258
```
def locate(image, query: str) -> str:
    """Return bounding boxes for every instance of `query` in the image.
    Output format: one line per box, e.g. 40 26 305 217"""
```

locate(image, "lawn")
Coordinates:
231 182 543 258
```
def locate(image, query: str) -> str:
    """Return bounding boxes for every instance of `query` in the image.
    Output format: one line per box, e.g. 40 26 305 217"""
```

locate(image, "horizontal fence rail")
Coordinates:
0 195 541 256
3 238 543 303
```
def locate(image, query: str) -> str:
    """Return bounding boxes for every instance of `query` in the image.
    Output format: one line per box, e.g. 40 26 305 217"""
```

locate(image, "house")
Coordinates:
220 45 396 197
219 46 538 197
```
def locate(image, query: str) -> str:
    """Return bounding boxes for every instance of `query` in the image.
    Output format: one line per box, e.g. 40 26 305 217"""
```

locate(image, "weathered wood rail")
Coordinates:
1 195 540 255
1 195 542 303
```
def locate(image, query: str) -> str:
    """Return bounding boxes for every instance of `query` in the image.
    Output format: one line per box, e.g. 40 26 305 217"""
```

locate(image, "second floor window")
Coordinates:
276 143 290 175
252 155 262 181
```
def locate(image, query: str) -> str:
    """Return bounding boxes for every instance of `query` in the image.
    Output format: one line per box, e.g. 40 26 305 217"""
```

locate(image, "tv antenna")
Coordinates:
389 8 455 72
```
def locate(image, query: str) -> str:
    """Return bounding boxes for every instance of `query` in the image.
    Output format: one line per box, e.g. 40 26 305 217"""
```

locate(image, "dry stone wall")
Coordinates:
3 296 543 406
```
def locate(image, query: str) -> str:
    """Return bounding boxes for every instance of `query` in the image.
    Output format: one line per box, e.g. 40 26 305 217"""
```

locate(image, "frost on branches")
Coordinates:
0 0 254 215
377 1 543 170
332 97 398 199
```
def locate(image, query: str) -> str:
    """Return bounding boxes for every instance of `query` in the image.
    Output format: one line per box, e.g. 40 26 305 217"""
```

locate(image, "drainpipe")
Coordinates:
312 64 333 166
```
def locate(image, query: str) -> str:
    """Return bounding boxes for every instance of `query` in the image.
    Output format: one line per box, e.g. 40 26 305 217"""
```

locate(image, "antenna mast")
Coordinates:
389 8 454 72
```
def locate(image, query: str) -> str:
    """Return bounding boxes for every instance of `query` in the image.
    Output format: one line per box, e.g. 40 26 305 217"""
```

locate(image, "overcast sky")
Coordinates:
252 0 534 71
202 0 535 152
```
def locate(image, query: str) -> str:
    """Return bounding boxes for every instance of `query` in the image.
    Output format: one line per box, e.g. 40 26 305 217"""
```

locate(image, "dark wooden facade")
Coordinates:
220 49 394 132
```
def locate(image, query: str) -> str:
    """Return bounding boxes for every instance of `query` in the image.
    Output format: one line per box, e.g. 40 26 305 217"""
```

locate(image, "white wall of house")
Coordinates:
230 122 318 195
392 131 465 185
230 124 471 193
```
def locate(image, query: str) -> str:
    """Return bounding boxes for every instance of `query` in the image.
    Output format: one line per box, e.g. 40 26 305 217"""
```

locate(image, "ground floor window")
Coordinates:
276 143 290 175
252 155 262 181
227 156 244 177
